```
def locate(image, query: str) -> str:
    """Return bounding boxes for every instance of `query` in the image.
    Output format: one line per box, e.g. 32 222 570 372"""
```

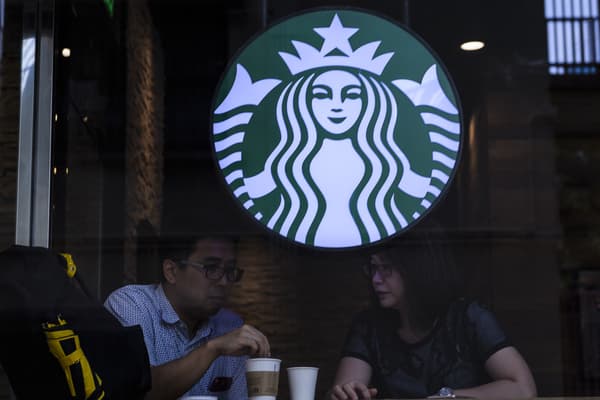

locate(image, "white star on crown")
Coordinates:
279 14 394 76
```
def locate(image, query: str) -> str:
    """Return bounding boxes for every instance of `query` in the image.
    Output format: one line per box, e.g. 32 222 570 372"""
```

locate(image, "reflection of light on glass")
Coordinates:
583 0 590 15
65 167 69 175
547 0 600 73
460 41 485 51
596 21 600 62
547 21 556 64
545 0 553 18
583 21 592 63
82 115 88 123
0 0 4 59
573 0 581 17
61 47 71 58
53 167 57 175
21 38 36 95
554 0 563 18
565 21 573 63
564 0 572 17
468 114 477 173
54 114 58 122
574 21 582 63
556 21 565 66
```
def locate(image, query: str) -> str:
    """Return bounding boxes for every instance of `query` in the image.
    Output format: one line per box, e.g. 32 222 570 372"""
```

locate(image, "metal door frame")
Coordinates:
15 0 55 247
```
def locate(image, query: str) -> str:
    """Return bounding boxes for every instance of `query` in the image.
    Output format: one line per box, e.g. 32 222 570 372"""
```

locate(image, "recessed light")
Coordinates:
460 41 485 51
61 48 71 57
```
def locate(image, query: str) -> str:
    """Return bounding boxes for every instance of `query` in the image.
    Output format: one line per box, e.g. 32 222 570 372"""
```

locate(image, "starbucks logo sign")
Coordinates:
211 10 462 248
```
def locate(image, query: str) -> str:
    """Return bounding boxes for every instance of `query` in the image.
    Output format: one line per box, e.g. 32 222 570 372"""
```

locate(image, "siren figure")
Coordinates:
260 66 429 247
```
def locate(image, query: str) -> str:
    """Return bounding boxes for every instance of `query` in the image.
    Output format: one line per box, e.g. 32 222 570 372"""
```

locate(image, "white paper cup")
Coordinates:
246 358 281 400
287 367 319 400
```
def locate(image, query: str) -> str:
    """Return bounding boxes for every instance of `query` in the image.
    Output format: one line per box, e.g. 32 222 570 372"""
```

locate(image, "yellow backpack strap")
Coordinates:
59 253 77 278
42 316 105 400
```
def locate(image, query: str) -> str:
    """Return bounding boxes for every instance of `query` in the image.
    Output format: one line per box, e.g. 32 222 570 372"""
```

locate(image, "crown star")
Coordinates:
279 14 394 76
314 14 358 55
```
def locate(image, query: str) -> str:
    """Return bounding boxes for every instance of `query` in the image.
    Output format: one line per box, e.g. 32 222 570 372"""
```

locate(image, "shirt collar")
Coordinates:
156 284 180 325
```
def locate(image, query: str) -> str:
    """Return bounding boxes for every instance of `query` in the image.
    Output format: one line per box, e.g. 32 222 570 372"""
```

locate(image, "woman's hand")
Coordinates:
329 357 376 400
329 381 377 400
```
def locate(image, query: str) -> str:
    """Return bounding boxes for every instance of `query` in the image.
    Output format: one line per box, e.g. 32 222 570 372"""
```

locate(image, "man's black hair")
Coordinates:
157 235 239 282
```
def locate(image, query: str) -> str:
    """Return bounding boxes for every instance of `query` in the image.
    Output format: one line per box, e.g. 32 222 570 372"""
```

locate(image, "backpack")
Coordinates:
0 245 151 399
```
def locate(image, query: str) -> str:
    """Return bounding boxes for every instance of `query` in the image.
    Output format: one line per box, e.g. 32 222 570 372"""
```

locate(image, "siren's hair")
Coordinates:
268 69 408 245
353 73 407 242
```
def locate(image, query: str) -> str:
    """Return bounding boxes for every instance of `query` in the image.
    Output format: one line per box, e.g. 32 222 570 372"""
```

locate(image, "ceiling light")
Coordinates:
460 41 485 51
61 48 71 58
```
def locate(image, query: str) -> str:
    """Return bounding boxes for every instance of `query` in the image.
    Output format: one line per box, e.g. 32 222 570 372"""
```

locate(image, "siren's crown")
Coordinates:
279 14 394 76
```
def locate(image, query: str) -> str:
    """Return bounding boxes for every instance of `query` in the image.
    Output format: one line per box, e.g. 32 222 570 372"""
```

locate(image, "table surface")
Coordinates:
379 398 600 400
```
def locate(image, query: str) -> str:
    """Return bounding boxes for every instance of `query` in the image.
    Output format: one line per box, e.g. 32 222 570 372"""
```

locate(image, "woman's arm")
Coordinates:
327 357 378 400
454 346 537 399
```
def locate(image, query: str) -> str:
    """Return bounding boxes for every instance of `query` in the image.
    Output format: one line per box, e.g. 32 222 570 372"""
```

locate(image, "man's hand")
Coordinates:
329 381 378 400
207 324 270 357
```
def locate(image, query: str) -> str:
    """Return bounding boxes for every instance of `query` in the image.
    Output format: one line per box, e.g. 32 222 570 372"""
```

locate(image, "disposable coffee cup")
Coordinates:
287 367 319 400
246 358 281 400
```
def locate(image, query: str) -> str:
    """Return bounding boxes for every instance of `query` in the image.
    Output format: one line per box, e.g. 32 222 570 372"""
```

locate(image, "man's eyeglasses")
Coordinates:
362 262 395 279
179 259 244 283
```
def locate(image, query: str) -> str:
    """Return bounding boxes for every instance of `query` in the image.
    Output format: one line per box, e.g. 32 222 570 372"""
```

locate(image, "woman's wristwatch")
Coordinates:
437 387 456 398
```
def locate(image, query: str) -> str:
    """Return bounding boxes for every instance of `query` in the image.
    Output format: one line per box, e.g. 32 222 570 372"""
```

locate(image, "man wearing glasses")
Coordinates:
104 236 270 400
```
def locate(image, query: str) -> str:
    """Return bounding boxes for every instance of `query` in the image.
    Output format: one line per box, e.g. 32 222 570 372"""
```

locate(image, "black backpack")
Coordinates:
0 245 151 399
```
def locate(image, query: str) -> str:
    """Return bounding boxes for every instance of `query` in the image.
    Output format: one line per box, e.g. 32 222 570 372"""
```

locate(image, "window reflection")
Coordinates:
545 0 600 75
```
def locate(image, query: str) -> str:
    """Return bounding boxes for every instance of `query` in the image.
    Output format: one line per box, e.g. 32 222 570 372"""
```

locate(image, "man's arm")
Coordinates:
453 346 537 399
146 324 270 400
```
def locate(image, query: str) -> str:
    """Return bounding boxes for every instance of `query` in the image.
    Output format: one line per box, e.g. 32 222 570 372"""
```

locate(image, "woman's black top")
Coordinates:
341 299 510 398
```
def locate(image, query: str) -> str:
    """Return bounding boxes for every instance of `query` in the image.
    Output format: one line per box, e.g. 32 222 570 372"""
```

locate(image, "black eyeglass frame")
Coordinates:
361 262 396 279
178 260 244 283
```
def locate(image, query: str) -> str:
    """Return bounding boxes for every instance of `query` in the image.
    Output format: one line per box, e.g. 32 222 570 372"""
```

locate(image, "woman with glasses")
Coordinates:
328 233 537 400
104 236 270 400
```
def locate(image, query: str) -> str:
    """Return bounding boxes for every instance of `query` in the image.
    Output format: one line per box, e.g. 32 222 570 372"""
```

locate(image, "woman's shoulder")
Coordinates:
445 298 510 356
446 298 495 321
442 298 500 340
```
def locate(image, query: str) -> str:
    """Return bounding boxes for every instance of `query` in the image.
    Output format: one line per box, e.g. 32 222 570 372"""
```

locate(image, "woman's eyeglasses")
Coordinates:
362 262 395 279
179 259 244 283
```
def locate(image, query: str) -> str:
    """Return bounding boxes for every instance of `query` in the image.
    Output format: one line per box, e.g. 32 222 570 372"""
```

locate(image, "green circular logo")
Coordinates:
212 9 462 249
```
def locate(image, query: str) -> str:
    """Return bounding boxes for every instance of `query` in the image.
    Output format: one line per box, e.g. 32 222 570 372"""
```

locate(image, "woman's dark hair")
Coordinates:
157 235 239 282
369 228 463 330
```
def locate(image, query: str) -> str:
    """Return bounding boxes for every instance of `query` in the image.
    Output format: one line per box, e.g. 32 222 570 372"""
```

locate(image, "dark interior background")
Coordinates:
1 0 600 398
